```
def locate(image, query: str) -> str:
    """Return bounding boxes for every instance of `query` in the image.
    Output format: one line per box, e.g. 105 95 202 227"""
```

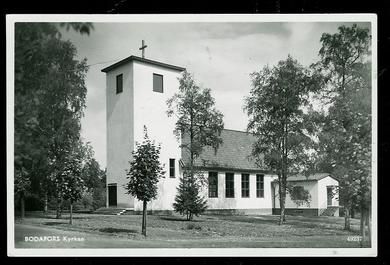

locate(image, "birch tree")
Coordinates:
167 71 224 219
244 55 322 225
313 24 371 242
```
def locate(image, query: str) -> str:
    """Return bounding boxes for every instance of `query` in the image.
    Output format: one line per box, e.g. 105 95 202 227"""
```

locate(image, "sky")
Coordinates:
60 21 370 169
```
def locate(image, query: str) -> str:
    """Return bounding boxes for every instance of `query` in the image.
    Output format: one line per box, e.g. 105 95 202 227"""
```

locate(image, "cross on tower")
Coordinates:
139 40 148 58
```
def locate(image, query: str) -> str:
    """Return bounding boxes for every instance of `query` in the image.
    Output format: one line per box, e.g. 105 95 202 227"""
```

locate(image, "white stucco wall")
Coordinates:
273 181 319 209
198 172 275 214
317 176 339 209
106 62 134 208
131 61 183 212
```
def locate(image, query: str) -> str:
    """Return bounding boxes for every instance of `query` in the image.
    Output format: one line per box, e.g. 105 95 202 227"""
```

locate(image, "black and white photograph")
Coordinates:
7 14 377 256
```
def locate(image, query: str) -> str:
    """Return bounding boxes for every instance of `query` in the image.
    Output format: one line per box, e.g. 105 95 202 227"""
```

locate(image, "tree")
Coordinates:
58 140 85 224
167 71 224 219
173 171 207 221
14 22 93 216
125 127 165 236
79 148 106 210
244 55 322 225
287 184 311 207
92 169 107 210
313 24 371 241
81 143 105 192
14 167 30 219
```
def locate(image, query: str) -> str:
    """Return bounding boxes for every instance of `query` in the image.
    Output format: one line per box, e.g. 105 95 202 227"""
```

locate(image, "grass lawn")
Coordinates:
14 211 370 248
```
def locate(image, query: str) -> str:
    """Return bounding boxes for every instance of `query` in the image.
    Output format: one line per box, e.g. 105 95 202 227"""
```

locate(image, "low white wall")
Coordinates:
273 181 319 209
317 176 339 209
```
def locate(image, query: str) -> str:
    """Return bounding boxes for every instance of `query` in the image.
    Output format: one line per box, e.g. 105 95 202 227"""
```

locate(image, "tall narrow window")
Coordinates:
153 73 163 93
241 174 250 198
225 173 234 198
256 174 264 198
208 172 218 198
169 158 175 178
116 74 123 94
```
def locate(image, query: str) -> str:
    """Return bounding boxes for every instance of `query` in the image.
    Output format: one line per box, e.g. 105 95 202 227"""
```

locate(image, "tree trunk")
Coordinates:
142 200 147 236
367 206 371 246
56 195 62 219
360 206 365 247
350 207 355 218
279 195 285 225
278 176 285 225
69 202 73 225
20 192 25 219
344 206 351 230
43 193 48 213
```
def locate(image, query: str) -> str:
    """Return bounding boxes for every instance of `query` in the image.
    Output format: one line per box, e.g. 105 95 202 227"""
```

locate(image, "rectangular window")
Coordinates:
241 174 250 198
169 158 175 178
225 173 234 198
256 174 264 198
153 73 163 93
208 172 218 198
116 74 123 94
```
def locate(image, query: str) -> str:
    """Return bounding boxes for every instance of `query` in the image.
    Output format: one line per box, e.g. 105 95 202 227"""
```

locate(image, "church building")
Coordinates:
101 52 339 217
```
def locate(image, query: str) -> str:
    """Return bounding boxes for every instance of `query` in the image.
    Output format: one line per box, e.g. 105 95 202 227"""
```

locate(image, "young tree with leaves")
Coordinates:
125 127 165 236
244 55 322 225
59 141 85 224
167 71 224 220
312 24 371 241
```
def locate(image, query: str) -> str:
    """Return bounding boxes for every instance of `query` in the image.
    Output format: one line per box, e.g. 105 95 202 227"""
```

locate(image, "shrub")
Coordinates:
186 223 202 230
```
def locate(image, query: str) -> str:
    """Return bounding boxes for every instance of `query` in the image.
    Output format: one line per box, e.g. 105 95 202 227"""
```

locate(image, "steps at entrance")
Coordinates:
93 207 133 216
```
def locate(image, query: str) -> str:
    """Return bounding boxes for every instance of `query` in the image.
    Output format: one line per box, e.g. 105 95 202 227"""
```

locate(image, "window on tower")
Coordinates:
153 73 163 93
116 74 123 94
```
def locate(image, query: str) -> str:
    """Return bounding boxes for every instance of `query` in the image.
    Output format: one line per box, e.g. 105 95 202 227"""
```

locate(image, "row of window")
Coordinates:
209 172 264 199
116 73 164 94
156 159 266 200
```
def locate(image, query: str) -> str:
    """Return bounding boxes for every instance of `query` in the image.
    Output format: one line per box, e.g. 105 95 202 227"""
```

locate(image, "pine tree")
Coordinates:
173 172 207 221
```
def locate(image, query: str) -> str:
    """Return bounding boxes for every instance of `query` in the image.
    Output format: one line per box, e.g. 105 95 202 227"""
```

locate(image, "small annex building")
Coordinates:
272 174 340 217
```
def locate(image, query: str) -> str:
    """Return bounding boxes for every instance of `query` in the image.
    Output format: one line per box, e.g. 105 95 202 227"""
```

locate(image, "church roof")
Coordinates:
101 55 186 73
181 129 268 173
180 129 335 180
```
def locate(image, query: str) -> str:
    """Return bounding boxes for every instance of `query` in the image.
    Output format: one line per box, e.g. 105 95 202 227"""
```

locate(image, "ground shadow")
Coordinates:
159 216 204 222
99 227 138 234
218 215 279 225
43 221 68 226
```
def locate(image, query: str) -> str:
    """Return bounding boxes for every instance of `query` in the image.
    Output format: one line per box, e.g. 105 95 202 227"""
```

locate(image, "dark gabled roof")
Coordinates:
101 55 186 73
271 173 334 183
181 129 267 172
